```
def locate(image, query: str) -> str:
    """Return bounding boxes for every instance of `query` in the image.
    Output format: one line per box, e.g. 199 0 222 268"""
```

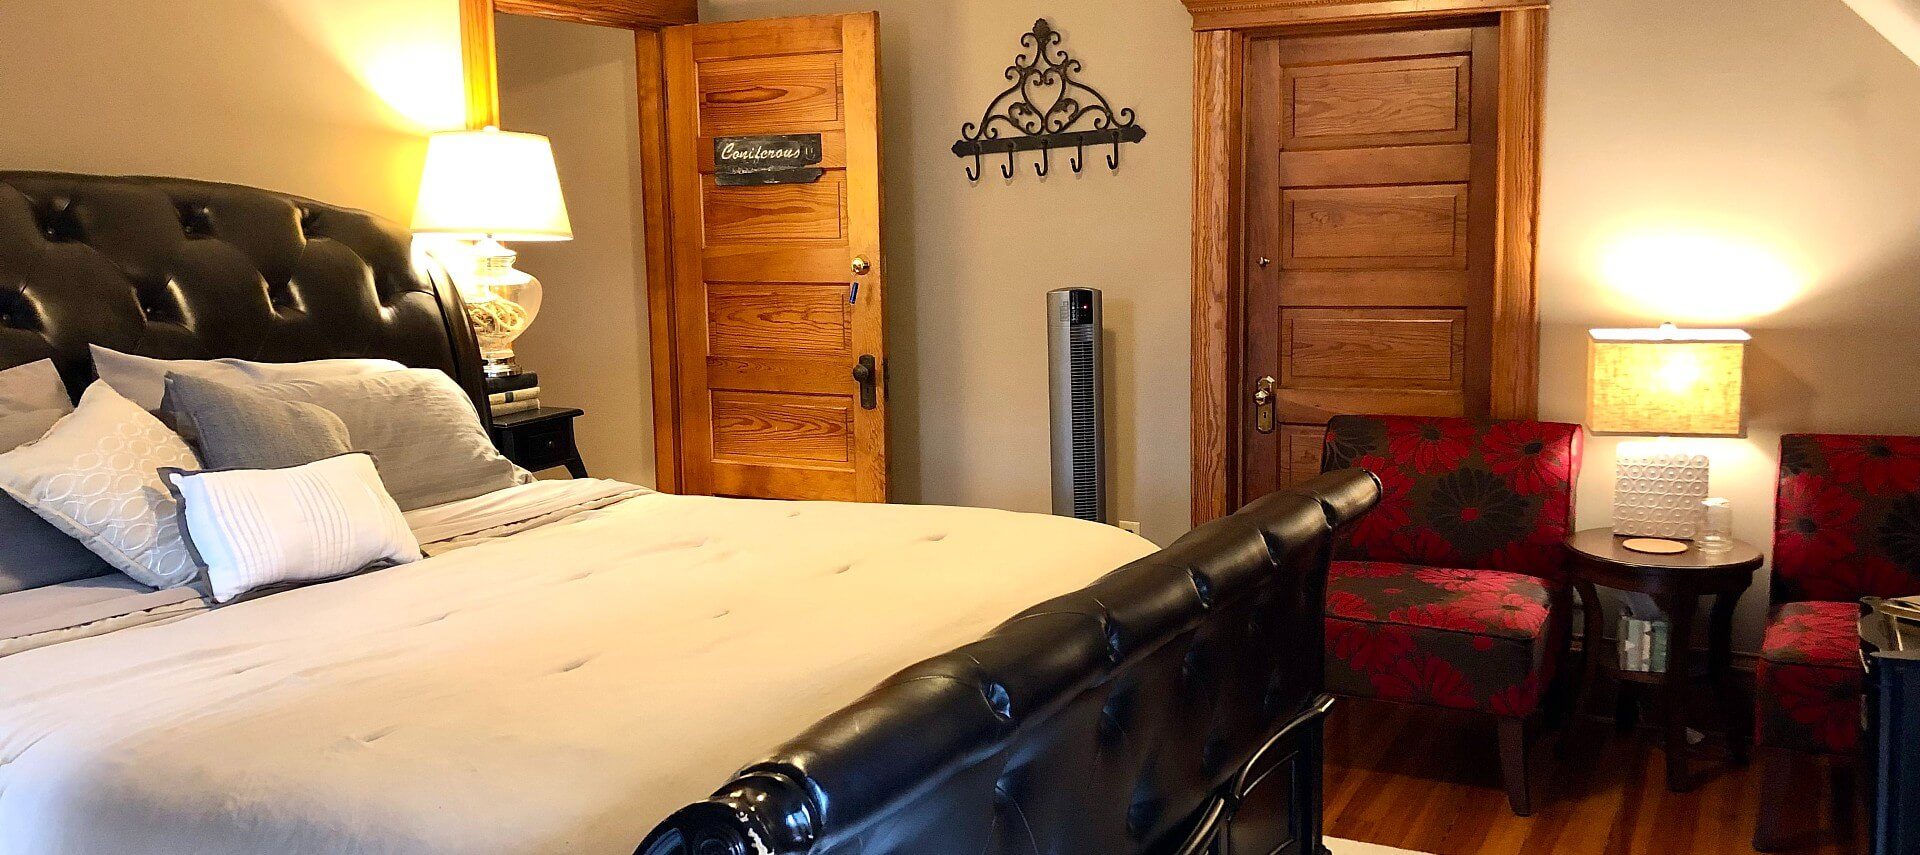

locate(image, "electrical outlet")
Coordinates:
1116 520 1142 535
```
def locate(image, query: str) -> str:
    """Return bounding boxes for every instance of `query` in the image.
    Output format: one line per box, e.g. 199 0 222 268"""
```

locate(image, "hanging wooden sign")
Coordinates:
713 134 825 186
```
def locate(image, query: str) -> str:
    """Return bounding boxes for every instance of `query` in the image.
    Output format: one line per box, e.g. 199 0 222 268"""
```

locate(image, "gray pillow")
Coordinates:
0 361 109 594
160 373 352 470
0 359 74 450
250 369 525 510
0 498 113 595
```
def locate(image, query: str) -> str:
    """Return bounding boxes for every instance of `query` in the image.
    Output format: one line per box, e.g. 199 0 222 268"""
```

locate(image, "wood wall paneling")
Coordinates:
1191 28 1245 524
494 0 696 29
1182 0 1547 31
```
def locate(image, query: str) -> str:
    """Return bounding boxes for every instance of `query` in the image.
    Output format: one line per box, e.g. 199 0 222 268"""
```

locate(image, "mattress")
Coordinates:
0 484 1155 854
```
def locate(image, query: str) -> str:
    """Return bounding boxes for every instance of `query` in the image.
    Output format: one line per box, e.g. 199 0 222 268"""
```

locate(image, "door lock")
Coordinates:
1253 376 1276 434
853 355 879 410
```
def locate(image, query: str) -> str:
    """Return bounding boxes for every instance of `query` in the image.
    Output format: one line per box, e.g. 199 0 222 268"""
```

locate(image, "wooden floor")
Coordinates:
1324 698 1864 855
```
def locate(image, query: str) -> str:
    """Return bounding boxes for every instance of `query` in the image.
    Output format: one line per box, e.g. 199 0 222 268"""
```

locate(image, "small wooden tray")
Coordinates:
1621 538 1688 555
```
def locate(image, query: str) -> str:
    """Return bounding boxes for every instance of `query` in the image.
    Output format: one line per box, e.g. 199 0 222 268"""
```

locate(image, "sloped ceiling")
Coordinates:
1844 0 1920 65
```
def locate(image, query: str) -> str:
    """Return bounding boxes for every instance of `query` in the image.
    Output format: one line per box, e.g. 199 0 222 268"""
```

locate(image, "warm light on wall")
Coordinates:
1597 228 1805 323
268 0 468 132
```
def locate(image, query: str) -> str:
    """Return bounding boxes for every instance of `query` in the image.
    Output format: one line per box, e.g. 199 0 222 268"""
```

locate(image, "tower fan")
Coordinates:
1047 288 1106 522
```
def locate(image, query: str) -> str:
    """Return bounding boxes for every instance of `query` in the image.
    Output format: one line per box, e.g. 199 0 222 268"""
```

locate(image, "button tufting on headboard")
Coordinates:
0 172 485 408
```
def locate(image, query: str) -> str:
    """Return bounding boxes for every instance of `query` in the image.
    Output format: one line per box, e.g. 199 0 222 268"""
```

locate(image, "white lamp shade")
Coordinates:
412 129 572 241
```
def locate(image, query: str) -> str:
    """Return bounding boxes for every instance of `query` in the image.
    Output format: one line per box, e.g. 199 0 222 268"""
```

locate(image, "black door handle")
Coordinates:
853 355 878 410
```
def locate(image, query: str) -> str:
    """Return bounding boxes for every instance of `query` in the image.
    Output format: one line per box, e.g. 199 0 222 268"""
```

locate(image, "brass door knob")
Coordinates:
851 256 872 276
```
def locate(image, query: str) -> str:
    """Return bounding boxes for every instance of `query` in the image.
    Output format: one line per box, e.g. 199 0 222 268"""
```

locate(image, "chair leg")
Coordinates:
1753 747 1796 851
1498 717 1532 817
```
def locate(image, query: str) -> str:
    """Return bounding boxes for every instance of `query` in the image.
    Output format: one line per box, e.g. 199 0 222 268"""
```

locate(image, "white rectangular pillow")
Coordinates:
164 453 422 603
90 345 407 411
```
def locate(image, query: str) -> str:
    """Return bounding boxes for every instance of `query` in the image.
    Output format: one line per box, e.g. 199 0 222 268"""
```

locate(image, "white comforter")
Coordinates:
0 484 1154 854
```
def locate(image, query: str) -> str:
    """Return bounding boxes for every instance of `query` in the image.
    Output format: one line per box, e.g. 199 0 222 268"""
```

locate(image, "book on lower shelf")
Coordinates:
1617 615 1670 673
488 386 541 405
491 398 540 417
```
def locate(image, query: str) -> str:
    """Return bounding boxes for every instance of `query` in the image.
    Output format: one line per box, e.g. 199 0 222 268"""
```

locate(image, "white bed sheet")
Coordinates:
0 488 1154 855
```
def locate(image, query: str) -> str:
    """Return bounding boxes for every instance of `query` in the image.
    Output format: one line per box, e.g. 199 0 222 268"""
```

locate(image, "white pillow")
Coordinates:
0 359 73 450
164 453 422 603
0 382 202 589
90 344 407 411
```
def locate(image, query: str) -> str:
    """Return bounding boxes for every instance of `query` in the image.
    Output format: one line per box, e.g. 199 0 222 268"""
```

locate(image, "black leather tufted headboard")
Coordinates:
0 172 485 411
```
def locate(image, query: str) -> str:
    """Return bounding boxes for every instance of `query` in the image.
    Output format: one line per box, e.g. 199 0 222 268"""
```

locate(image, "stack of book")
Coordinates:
1617 614 1670 673
486 373 541 416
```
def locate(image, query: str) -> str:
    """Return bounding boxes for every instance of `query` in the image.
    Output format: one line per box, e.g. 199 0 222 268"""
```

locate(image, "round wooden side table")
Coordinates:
1565 528 1763 792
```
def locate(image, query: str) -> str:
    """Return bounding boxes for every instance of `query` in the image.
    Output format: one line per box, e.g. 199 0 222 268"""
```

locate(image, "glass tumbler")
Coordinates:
1698 498 1733 554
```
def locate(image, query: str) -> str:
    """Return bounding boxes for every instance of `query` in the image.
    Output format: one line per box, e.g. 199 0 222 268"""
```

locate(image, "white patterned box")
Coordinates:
1612 450 1710 539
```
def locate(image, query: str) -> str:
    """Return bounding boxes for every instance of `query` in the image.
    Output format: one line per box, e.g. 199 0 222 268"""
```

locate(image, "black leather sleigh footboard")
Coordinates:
638 470 1380 855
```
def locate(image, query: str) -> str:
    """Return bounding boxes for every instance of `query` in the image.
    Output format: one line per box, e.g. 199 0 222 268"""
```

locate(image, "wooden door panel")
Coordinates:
666 12 886 502
1276 388 1467 424
1239 24 1495 496
1283 56 1468 148
1277 144 1471 187
702 175 847 243
706 283 851 356
695 54 843 135
1280 424 1325 488
711 391 855 466
1277 270 1468 307
1279 308 1466 390
1282 185 1468 268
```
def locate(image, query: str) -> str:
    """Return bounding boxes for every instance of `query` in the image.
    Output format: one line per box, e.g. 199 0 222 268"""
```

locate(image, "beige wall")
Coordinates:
699 0 1198 544
496 15 657 485
1537 0 1920 644
11 0 1920 650
0 0 464 220
696 0 1920 649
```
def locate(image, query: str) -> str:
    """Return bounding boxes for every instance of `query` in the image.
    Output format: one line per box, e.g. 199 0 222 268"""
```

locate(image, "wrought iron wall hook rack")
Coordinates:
951 19 1147 182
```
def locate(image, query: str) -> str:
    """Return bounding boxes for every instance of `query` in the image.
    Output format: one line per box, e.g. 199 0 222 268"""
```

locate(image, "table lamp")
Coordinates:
413 127 573 378
1587 324 1749 547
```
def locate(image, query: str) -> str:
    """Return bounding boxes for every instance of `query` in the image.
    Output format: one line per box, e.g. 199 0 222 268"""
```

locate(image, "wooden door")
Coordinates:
1238 25 1499 497
662 13 887 501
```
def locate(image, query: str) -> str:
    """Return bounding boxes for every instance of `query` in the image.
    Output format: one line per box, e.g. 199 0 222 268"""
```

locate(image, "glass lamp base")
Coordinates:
482 352 523 379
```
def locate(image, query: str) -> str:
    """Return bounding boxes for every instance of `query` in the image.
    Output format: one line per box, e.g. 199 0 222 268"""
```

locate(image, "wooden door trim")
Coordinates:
1182 0 1545 31
459 0 690 491
1185 2 1548 525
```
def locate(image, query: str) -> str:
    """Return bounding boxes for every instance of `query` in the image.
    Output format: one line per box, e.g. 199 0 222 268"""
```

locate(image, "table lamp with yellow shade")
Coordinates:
413 127 573 379
1587 324 1749 549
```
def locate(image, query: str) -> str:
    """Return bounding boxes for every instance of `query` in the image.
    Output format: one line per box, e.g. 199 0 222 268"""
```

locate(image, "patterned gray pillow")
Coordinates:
160 373 352 470
250 369 526 511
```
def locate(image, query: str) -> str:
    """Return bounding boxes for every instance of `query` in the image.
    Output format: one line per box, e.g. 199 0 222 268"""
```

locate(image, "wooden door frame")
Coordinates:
459 0 697 492
1183 0 1549 524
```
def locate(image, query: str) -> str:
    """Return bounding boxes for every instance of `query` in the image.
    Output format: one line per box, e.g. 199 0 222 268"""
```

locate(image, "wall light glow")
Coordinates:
1597 228 1807 324
266 0 468 133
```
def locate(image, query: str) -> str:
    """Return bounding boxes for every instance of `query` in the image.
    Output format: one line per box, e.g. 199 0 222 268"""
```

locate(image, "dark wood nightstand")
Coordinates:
489 407 587 478
1565 528 1763 792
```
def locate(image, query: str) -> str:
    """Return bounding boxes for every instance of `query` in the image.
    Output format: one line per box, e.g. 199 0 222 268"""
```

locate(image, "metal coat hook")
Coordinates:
951 19 1146 183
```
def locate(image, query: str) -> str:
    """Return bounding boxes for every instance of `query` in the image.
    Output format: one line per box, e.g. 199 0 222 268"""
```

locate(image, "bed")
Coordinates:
0 172 1379 855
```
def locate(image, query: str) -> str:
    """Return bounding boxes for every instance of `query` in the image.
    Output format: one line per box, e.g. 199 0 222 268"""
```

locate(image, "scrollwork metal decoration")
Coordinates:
951 19 1146 182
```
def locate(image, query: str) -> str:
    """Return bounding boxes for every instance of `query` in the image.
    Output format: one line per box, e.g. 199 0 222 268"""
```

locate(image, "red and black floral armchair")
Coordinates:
1320 415 1582 816
1755 433 1920 849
